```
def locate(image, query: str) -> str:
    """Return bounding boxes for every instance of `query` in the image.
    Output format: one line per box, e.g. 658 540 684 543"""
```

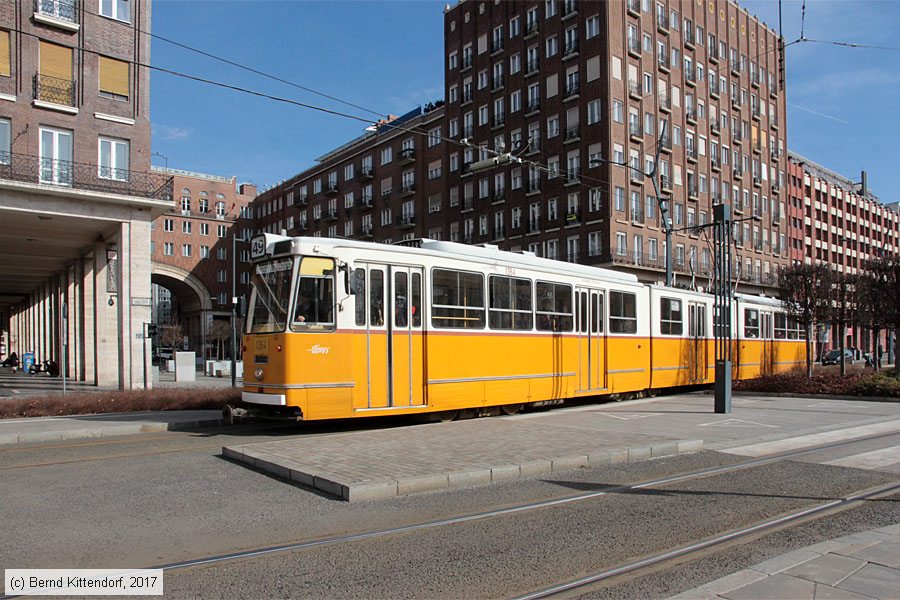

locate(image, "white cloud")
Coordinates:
152 124 192 141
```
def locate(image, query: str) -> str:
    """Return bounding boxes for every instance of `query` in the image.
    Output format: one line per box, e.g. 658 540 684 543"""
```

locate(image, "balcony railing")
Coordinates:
564 124 580 141
627 37 641 55
35 0 77 23
526 98 540 113
626 0 641 15
33 74 76 107
563 41 579 57
564 82 580 98
492 75 504 90
0 152 173 200
526 58 540 74
491 39 504 54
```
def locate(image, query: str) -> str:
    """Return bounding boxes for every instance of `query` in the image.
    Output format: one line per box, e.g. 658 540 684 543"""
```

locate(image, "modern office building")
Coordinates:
149 167 256 357
0 0 172 387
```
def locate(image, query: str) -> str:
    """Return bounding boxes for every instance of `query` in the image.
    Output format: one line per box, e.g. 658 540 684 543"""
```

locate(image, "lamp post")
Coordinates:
231 230 247 388
671 211 760 414
589 122 673 286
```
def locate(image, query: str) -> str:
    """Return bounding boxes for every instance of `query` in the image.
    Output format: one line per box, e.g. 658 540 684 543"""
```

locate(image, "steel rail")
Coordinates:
513 479 900 600
151 429 900 573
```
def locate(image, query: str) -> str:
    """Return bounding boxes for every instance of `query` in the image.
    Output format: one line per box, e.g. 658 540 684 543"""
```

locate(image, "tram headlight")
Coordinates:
254 367 264 381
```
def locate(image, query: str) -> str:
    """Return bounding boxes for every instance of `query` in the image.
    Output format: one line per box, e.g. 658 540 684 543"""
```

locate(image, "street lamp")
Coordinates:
589 122 673 286
231 230 249 388
671 211 761 414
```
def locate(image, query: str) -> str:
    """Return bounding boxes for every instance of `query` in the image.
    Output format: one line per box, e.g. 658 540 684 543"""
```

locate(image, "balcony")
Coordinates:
344 205 354 218
659 135 673 153
492 75 504 91
566 210 581 225
398 147 416 165
324 182 338 195
628 80 641 100
526 179 540 194
461 55 473 71
751 72 761 88
627 37 641 58
527 140 540 154
687 185 699 199
771 115 779 130
629 123 643 140
630 169 644 184
525 58 540 75
397 214 416 229
325 209 338 222
753 176 762 187
657 53 670 73
564 124 580 142
33 74 76 109
492 192 506 204
526 98 540 114
711 156 721 172
751 106 761 120
686 147 698 163
684 29 695 48
525 20 539 39
659 93 672 112
708 46 719 63
356 166 373 181
731 62 742 76
356 195 374 209
462 197 474 212
298 195 308 207
33 0 79 30
397 183 416 198
492 114 506 128
361 226 374 239
631 208 644 224
461 90 473 105
731 96 742 110
732 131 744 144
660 176 672 191
770 82 779 98
566 168 581 185
685 108 697 124
710 121 721 136
562 0 577 19
492 226 506 241
491 39 504 54
462 125 474 138
563 40 579 59
528 220 540 234
564 81 580 99
709 82 720 98
733 167 744 179
657 13 669 33
626 0 641 16
0 152 172 200
684 70 696 87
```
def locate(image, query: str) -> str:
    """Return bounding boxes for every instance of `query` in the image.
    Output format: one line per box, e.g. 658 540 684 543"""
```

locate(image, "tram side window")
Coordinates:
353 268 367 326
291 257 335 332
609 291 637 334
489 275 533 330
774 313 787 339
411 273 422 327
591 294 604 334
536 282 573 332
788 316 801 340
744 308 760 338
660 297 683 335
370 269 385 326
395 271 409 328
432 268 485 329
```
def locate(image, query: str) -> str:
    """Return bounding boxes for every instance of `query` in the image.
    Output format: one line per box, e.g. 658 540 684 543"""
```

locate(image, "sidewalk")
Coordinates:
671 524 900 599
0 367 240 398
0 410 224 445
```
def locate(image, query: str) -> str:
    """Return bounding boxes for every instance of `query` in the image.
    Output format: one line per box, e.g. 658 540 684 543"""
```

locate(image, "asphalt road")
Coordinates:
2 423 899 598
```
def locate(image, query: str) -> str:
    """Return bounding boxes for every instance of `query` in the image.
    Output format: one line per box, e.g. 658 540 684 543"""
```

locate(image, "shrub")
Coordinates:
0 387 241 419
734 370 900 398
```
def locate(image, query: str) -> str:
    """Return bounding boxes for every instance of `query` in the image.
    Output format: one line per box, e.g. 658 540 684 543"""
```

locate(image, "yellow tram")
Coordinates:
234 234 805 421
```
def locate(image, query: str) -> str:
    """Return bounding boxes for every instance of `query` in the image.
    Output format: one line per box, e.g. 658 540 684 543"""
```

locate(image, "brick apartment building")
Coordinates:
252 104 446 244
252 0 789 294
150 167 256 355
1 0 173 387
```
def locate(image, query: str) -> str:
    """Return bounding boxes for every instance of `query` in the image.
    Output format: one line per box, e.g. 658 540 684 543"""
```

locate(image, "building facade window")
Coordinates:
100 0 131 22
98 137 129 181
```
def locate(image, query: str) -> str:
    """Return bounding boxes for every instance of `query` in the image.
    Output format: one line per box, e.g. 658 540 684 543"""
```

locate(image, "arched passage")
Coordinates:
151 263 214 355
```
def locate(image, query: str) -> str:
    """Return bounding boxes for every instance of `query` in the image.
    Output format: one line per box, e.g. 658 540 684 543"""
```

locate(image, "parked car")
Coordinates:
821 348 856 365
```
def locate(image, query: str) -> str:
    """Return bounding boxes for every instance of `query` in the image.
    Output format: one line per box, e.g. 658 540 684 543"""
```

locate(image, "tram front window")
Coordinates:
291 257 336 332
248 257 294 333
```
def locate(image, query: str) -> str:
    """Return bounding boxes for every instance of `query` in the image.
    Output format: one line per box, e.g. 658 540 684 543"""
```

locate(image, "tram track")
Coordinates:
144 429 900 577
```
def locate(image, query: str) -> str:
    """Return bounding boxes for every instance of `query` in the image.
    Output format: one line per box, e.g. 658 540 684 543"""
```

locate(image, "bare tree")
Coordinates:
866 255 900 374
777 263 832 378
159 324 184 350
826 270 856 376
208 320 232 360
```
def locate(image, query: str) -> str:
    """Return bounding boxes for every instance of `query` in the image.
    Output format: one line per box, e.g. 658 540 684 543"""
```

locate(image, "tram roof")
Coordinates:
290 236 641 285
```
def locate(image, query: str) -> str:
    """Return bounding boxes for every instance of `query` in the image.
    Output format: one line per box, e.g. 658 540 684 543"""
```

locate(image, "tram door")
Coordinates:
365 264 424 409
576 288 606 392
687 302 708 382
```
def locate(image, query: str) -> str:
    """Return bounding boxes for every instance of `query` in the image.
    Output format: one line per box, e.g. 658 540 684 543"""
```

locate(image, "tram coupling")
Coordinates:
223 404 304 424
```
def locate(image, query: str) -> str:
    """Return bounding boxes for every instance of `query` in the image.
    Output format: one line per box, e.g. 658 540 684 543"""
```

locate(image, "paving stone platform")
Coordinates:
223 413 703 501
670 524 900 599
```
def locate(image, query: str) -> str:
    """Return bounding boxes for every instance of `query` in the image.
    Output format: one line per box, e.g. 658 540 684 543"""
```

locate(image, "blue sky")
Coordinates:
150 0 899 202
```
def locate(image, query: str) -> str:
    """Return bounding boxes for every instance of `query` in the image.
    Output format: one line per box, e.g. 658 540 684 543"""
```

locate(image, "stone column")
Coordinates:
94 240 118 387
118 217 153 389
80 252 96 384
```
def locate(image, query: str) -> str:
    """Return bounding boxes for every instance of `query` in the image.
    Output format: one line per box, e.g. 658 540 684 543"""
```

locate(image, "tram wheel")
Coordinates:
646 389 659 398
500 403 523 415
430 410 459 422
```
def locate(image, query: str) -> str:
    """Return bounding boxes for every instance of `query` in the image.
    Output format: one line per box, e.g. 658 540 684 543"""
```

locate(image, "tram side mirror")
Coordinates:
340 263 357 295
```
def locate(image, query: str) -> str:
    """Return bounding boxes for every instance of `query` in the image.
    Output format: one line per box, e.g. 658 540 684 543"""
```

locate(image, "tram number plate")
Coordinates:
255 338 269 354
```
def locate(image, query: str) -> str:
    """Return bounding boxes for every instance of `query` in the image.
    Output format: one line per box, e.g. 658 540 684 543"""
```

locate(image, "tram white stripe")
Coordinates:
824 445 900 470
721 420 900 457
